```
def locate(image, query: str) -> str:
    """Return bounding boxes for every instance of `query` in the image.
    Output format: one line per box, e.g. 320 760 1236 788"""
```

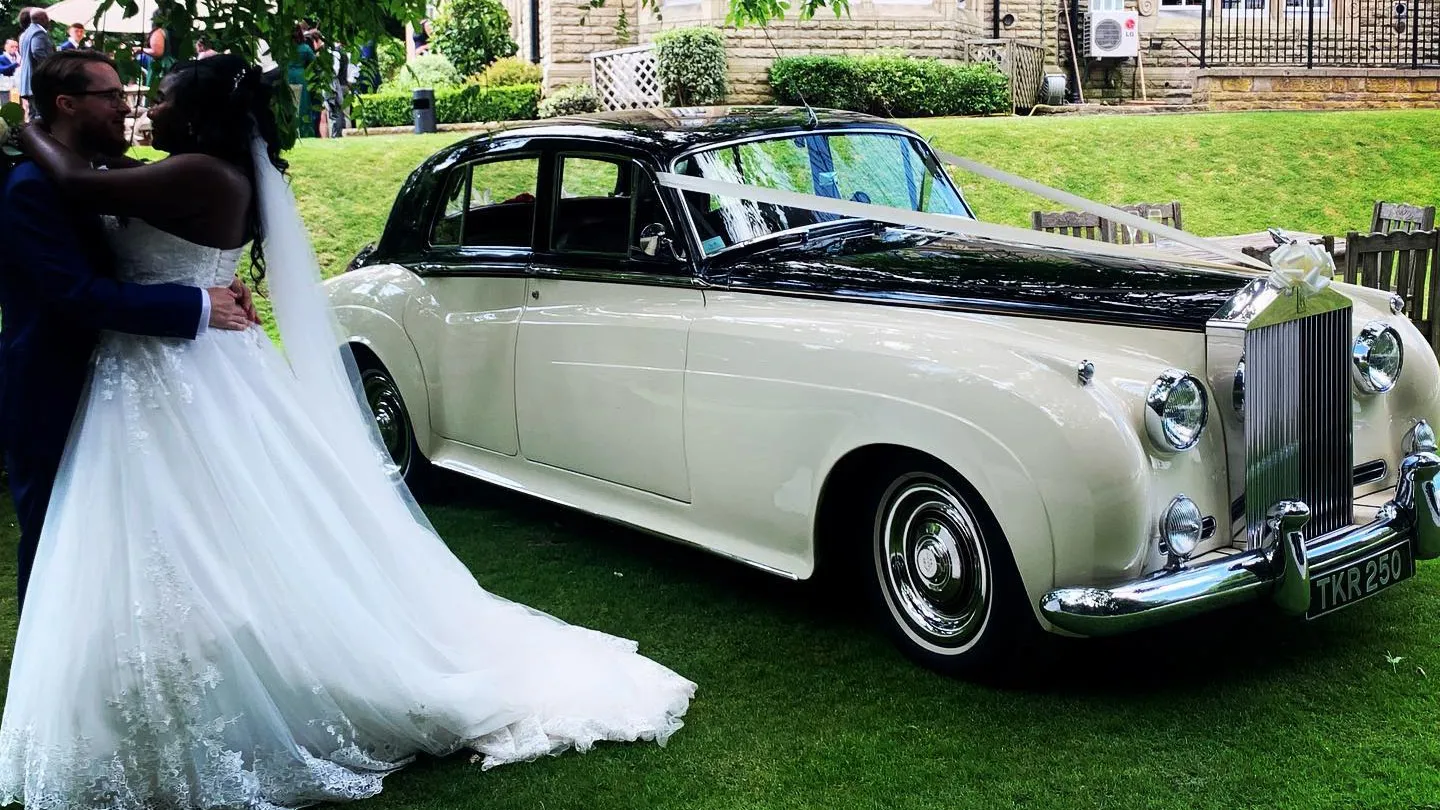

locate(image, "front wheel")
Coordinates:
360 364 434 496
864 465 1034 676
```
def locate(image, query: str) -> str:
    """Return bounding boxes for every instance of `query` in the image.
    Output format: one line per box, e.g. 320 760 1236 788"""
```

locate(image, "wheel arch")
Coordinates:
812 440 1056 626
338 307 434 458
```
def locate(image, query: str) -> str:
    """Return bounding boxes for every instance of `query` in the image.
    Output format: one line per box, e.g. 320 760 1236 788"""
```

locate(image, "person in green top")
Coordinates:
133 10 175 88
286 24 316 138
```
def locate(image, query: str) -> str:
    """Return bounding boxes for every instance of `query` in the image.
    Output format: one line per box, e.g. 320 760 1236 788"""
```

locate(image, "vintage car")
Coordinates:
327 106 1440 674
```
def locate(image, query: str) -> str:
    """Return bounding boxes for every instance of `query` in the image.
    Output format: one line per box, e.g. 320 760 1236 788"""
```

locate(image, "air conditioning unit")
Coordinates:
1086 9 1140 58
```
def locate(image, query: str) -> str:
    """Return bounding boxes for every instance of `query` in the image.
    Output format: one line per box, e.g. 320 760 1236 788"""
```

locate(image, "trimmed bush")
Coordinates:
767 56 868 113
537 84 601 118
433 0 519 76
769 55 1010 118
654 27 727 106
390 53 463 92
353 84 541 128
472 56 542 88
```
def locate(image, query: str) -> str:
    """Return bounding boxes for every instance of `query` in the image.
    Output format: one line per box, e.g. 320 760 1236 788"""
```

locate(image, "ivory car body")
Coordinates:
327 107 1440 673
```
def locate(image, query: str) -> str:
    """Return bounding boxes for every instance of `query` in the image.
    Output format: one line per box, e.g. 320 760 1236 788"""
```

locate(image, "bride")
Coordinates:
0 53 695 808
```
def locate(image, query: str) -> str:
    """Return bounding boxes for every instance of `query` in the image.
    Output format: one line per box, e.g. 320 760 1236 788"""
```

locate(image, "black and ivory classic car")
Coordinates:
327 107 1440 673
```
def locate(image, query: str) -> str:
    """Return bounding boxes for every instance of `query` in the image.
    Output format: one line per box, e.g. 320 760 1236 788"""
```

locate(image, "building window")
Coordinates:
1216 0 1327 12
1159 0 1203 14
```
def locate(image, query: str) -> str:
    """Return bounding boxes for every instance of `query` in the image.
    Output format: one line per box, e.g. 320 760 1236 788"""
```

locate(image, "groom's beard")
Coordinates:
77 126 129 163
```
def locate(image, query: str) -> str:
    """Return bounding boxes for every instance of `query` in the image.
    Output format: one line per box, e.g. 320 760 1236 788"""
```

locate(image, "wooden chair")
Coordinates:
1371 201 1436 234
1241 235 1337 265
1343 229 1440 353
1030 201 1182 244
1107 201 1183 245
1031 209 1108 241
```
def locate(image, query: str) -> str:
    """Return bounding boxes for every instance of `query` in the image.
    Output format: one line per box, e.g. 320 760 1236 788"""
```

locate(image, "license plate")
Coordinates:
1307 540 1415 619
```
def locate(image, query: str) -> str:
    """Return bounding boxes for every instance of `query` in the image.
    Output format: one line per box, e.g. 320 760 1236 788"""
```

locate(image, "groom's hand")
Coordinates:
206 287 251 331
230 278 261 324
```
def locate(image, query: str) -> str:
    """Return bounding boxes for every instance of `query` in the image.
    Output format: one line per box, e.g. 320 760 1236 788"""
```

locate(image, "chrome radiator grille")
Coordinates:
1244 307 1353 546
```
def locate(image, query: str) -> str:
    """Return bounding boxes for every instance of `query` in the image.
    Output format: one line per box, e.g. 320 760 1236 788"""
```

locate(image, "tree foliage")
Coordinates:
92 0 427 146
621 0 850 28
80 0 846 146
431 0 516 77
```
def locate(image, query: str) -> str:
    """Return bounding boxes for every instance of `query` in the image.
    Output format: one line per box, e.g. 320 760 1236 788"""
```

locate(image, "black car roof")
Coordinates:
449 106 916 162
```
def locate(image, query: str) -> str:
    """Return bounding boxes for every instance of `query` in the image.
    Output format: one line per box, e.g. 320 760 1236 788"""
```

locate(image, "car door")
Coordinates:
402 149 546 457
514 150 702 502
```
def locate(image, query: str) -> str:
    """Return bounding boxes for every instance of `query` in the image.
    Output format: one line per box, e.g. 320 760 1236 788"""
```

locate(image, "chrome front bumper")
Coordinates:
1040 434 1440 637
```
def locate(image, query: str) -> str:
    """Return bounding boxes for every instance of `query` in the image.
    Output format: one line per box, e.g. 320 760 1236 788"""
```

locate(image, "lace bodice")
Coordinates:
102 216 245 288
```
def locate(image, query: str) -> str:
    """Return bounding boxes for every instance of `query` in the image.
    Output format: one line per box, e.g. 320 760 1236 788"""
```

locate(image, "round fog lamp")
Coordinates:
1352 321 1404 394
1161 495 1203 559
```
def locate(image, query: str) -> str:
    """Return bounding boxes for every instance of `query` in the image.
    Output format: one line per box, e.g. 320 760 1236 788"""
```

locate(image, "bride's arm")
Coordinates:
19 125 243 222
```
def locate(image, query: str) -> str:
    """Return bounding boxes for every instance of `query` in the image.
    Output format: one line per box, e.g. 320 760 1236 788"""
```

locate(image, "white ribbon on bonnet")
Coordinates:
1265 237 1337 299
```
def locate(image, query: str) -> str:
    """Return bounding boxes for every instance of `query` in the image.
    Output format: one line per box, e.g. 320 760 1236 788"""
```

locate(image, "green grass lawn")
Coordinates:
6 110 1440 809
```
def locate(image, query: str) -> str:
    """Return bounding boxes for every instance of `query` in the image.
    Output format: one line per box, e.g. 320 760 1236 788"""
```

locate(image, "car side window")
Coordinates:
428 156 540 251
553 156 632 256
552 156 677 263
430 169 468 247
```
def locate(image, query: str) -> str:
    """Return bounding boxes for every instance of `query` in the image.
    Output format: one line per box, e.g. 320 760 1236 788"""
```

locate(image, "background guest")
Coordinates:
195 35 218 59
17 7 54 121
133 9 174 87
57 23 86 51
0 39 19 76
286 25 317 138
412 18 432 56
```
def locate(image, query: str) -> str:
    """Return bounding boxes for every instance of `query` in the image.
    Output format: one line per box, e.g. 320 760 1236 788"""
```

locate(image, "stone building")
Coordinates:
496 0 1439 109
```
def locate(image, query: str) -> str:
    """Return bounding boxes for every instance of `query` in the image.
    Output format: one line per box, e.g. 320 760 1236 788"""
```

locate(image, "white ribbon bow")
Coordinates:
1266 237 1336 299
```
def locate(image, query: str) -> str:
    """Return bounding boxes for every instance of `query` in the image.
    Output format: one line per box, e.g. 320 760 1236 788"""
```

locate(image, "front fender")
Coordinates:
687 294 1218 620
326 267 434 456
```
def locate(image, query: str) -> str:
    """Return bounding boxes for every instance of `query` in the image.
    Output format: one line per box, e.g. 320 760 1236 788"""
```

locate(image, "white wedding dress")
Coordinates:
0 144 695 810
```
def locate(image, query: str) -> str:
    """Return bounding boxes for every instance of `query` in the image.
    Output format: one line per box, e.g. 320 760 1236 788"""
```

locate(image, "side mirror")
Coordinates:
639 222 682 260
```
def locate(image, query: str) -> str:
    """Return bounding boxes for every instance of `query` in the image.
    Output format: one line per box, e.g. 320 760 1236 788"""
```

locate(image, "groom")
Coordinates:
0 49 256 614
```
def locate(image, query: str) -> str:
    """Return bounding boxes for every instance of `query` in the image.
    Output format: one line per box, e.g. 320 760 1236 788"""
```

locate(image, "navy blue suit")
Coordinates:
0 162 203 612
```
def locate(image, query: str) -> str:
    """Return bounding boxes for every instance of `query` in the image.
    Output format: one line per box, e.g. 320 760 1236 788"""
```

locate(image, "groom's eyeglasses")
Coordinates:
65 89 128 106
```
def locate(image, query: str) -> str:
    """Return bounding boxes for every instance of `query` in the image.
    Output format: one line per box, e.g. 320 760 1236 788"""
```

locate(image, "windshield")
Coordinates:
672 131 970 256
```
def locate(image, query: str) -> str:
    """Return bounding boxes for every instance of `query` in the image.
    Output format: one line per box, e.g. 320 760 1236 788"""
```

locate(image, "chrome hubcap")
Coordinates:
362 370 412 475
877 477 991 648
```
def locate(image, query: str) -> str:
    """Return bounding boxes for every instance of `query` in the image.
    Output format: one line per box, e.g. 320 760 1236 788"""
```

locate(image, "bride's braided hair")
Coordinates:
164 54 288 284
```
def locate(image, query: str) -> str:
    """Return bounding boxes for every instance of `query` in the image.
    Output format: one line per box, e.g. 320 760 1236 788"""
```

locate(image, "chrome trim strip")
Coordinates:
529 264 709 289
722 283 1215 333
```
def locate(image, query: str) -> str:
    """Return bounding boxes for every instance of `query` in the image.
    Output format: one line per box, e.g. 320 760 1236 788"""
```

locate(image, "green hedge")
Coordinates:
769 55 1010 118
352 83 541 128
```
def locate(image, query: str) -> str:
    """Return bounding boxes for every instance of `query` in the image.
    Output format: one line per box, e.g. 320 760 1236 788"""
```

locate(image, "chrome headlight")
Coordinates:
1145 369 1209 452
1160 494 1203 559
1352 321 1403 394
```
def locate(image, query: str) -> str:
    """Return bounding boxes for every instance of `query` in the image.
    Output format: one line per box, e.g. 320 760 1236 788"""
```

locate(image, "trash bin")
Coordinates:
413 88 436 134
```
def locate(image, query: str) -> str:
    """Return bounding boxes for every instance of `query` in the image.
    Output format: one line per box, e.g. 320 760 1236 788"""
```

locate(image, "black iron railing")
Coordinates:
1200 0 1439 67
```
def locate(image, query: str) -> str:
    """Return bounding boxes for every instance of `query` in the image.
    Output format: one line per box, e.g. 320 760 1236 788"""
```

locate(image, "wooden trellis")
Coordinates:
966 39 1047 112
589 45 663 111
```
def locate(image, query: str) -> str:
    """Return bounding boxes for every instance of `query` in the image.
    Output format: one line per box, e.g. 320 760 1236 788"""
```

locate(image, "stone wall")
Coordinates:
542 0 640 88
641 2 991 103
529 0 1438 108
1194 68 1440 108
